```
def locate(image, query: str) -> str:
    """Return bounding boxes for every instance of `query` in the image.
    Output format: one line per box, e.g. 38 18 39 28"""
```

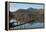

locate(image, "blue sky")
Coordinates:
10 3 43 12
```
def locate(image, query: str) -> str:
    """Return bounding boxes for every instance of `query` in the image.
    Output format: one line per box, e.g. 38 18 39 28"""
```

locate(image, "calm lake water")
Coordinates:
10 19 44 29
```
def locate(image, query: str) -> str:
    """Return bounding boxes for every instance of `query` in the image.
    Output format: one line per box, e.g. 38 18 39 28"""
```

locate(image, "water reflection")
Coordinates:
9 19 44 29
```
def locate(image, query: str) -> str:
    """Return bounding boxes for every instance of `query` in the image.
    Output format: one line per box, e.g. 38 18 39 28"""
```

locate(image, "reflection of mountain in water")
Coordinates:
9 19 44 30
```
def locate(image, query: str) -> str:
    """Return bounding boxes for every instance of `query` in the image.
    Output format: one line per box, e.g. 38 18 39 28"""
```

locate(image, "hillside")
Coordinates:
9 7 44 23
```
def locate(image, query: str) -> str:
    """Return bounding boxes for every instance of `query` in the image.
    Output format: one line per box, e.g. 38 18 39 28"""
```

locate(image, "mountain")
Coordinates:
9 7 44 23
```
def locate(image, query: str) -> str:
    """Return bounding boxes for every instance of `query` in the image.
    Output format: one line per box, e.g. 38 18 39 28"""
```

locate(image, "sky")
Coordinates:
9 3 44 12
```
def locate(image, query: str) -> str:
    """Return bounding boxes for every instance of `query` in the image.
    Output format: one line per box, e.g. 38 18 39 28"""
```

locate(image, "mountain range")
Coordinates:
9 7 44 23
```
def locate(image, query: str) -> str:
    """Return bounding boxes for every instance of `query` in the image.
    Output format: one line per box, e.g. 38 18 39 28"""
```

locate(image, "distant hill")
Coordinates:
9 7 44 23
